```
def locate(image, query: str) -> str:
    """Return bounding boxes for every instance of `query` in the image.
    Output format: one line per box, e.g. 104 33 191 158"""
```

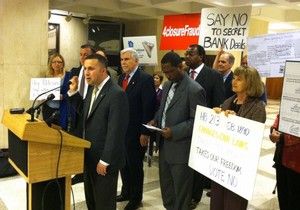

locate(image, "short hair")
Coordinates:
120 48 139 61
153 71 163 82
81 43 96 54
233 66 263 97
85 54 108 68
189 44 206 58
47 53 65 77
161 51 182 67
223 52 235 65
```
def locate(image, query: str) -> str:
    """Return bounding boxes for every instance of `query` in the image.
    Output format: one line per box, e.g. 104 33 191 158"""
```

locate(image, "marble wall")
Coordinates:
0 0 49 148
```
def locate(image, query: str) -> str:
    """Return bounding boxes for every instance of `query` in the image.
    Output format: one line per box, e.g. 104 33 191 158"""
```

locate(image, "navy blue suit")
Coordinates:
118 68 156 202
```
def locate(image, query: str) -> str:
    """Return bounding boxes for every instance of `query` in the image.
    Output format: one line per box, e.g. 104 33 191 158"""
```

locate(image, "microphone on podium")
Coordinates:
26 85 60 122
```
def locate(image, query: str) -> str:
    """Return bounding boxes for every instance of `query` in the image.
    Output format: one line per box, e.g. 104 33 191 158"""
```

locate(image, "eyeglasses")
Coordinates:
52 61 63 64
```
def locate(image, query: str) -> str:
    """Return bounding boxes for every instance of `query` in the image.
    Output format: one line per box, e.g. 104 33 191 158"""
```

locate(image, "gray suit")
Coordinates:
69 79 129 210
155 73 206 210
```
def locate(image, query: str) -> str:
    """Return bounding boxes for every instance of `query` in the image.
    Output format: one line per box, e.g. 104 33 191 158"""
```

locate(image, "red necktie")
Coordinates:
190 70 196 80
122 74 130 90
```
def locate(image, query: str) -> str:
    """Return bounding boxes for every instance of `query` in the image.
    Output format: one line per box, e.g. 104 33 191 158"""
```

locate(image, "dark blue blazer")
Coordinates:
118 68 156 144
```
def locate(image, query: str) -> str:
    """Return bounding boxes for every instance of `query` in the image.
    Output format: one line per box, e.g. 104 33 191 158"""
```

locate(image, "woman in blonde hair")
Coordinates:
42 53 71 130
211 66 266 210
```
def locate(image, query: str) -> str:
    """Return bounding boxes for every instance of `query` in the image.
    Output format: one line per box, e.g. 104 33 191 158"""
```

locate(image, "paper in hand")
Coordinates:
142 124 162 132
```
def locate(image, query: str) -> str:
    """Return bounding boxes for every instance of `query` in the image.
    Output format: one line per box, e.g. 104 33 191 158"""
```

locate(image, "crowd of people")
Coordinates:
40 42 298 210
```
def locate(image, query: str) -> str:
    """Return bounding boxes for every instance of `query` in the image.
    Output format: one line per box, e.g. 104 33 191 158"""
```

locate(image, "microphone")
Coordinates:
27 85 61 122
45 110 60 127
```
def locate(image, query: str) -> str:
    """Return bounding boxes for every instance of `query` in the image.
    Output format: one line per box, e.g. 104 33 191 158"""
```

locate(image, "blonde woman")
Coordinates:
42 53 71 130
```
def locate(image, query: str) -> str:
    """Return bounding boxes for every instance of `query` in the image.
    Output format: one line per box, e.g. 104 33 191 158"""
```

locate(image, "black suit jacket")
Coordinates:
224 71 235 100
118 68 156 144
193 65 225 108
69 79 129 171
70 66 82 77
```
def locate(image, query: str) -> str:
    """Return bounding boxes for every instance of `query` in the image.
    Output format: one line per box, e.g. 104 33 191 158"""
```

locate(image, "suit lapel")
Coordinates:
83 86 92 122
86 80 111 120
166 74 188 111
125 69 139 93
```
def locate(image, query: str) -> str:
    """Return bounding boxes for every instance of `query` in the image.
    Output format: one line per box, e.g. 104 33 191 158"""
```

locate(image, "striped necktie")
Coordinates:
161 83 177 128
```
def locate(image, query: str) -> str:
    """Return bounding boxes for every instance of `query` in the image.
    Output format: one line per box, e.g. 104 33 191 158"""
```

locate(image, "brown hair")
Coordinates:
153 71 163 82
233 66 263 97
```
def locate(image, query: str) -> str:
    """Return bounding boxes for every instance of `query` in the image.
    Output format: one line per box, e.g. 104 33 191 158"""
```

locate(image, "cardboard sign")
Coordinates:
199 6 251 50
160 13 201 50
123 36 158 65
248 31 300 77
30 78 60 100
189 106 265 200
279 60 300 137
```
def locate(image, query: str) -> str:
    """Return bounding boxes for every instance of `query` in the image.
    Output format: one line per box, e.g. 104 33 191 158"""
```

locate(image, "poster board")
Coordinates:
30 78 60 100
248 31 300 77
123 36 158 65
279 60 300 137
199 6 251 51
160 13 201 50
189 106 265 200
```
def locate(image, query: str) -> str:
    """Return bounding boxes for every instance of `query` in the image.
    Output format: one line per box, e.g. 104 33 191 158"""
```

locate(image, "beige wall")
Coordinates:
48 14 88 71
0 0 49 147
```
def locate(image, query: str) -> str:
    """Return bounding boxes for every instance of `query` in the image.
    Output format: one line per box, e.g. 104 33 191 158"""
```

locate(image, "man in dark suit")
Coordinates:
185 44 225 208
151 51 206 210
68 54 129 210
216 52 235 99
117 48 156 210
70 44 95 185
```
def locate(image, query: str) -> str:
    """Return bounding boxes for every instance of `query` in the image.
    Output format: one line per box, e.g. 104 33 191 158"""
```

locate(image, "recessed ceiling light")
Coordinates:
252 3 266 7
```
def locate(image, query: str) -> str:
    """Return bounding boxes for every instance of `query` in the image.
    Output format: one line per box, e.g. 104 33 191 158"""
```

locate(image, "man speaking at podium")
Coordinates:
68 54 129 210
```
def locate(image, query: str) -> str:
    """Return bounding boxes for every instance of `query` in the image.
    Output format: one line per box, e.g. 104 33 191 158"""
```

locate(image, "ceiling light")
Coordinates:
252 3 266 7
65 12 72 22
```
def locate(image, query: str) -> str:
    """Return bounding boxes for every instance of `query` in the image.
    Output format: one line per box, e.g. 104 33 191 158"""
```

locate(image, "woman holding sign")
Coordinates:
270 114 300 210
211 66 266 210
42 53 71 130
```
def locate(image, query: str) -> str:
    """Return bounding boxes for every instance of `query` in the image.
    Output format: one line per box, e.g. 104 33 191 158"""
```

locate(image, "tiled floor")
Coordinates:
0 100 280 210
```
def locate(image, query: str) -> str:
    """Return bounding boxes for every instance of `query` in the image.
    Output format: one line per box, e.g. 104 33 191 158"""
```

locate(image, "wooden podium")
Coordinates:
2 110 90 210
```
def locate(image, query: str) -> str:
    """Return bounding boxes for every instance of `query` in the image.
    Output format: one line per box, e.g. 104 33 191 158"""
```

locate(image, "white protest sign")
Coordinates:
199 6 251 51
30 78 60 100
248 31 300 77
189 106 265 200
279 60 300 137
123 36 158 65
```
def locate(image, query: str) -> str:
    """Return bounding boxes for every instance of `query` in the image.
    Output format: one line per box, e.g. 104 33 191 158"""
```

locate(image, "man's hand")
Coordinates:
69 76 79 92
140 134 150 147
161 127 172 139
96 162 107 176
147 120 157 127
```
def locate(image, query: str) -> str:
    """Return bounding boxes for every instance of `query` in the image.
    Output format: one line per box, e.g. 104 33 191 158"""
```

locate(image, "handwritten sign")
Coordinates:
279 61 300 137
30 78 60 100
123 36 158 65
189 106 265 200
248 31 300 77
199 6 251 50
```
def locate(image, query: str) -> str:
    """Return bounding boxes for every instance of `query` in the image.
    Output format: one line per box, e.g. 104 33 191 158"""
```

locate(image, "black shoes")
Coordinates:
190 198 200 209
124 201 142 210
116 194 130 202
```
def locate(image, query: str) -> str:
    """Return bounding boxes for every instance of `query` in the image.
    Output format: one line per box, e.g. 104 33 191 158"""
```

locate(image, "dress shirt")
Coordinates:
189 63 204 80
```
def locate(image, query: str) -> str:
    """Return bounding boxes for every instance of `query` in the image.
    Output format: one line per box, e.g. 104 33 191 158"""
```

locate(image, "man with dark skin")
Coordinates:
185 44 225 209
